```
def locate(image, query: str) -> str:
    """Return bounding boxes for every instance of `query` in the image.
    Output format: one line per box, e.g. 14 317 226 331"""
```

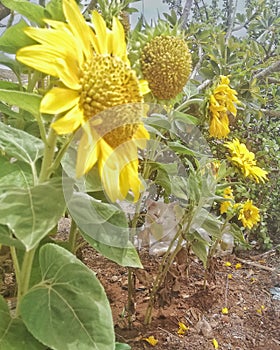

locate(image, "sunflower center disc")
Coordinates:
79 55 143 148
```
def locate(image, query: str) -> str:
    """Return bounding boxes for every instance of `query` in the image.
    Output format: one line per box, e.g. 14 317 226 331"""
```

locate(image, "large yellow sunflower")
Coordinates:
237 200 260 229
16 0 150 202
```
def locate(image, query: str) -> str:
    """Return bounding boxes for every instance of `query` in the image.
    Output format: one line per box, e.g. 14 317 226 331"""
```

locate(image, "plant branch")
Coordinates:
180 0 193 28
252 60 280 80
225 0 238 44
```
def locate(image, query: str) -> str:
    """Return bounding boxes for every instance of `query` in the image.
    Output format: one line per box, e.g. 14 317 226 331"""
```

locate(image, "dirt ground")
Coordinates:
1 219 279 350
82 244 280 350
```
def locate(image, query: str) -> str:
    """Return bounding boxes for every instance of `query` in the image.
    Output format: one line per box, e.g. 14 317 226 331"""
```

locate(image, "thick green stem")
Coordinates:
39 126 57 183
15 247 37 317
68 219 79 254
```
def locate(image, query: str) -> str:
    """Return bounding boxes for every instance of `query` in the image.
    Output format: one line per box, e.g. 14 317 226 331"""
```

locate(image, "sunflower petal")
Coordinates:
40 87 79 114
51 104 84 134
63 0 93 60
76 125 99 177
91 11 108 54
111 17 128 62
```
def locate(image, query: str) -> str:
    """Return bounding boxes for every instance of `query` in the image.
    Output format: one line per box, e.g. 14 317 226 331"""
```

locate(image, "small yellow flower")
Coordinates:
237 200 260 229
221 307 229 315
220 186 235 214
212 338 219 349
208 75 239 139
235 263 242 269
228 273 233 279
224 261 232 267
144 336 158 346
224 138 268 183
177 322 189 335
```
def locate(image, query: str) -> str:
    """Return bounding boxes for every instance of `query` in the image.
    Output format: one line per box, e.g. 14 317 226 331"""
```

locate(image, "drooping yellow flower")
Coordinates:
208 76 239 138
237 200 260 229
220 186 234 214
16 0 150 202
224 139 268 183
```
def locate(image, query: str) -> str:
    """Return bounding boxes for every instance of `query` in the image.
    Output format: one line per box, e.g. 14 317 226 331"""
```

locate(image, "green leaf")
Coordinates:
115 343 131 350
65 190 129 248
191 238 209 268
171 110 199 125
1 0 46 26
0 52 22 75
0 156 34 192
45 0 65 21
0 90 41 118
0 122 44 164
0 224 25 249
0 20 37 54
0 178 65 250
81 233 143 268
0 295 46 350
20 244 115 350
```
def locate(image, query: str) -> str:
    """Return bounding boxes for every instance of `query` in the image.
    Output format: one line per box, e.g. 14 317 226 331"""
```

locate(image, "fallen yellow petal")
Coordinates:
177 321 189 335
144 336 158 346
235 263 242 269
222 307 229 315
212 338 219 349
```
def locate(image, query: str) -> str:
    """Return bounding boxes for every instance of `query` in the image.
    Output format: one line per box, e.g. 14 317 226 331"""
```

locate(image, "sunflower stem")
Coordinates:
14 246 37 317
39 126 57 183
68 219 79 254
144 210 191 325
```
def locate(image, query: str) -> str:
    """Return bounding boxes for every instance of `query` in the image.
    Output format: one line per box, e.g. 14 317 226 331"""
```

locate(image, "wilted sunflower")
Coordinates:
141 35 192 100
237 200 260 229
208 75 239 138
16 0 150 202
224 138 268 183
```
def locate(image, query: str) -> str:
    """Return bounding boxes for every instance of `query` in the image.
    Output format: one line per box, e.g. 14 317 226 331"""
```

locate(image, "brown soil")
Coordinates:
1 219 280 350
82 245 280 350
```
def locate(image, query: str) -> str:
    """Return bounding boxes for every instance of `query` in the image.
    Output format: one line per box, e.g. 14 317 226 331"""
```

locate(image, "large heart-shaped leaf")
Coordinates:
0 122 43 164
0 178 65 250
20 244 115 350
0 296 46 350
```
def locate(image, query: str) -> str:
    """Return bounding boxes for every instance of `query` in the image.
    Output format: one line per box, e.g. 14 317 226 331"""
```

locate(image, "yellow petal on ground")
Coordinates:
40 88 80 114
91 11 108 54
63 0 93 60
144 336 158 346
51 104 84 134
